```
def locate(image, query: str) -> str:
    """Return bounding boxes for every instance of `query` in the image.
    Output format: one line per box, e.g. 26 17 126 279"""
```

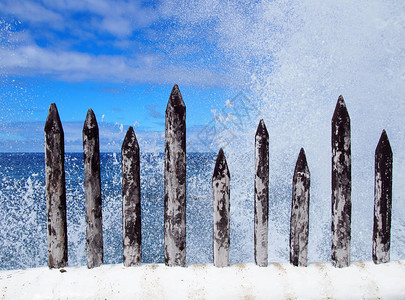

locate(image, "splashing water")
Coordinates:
0 0 404 269
199 0 405 263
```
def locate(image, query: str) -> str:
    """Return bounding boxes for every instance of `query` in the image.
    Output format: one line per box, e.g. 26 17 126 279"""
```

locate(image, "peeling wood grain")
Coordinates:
164 84 186 267
44 103 68 268
83 109 103 269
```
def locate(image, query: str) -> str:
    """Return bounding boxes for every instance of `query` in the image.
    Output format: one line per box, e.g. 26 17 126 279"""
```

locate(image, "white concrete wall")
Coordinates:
1 261 404 299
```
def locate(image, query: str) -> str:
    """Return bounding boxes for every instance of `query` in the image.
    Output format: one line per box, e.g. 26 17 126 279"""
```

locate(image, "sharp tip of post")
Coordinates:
332 95 349 120
122 126 139 151
256 119 268 136
336 95 346 107
85 108 97 122
296 148 309 172
217 148 226 163
86 108 95 116
377 129 392 152
297 148 307 162
213 148 229 178
168 84 185 108
49 103 57 111
83 108 98 131
126 126 138 142
46 103 58 117
380 129 389 142
45 103 62 130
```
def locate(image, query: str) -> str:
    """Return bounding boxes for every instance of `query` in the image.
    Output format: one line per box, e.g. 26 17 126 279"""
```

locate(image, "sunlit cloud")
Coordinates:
0 44 232 85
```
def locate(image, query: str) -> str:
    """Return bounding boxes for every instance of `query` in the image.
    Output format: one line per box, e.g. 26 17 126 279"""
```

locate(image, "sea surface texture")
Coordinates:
0 152 404 270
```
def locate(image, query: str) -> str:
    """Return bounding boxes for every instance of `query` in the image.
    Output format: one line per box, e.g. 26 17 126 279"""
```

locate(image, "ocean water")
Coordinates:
0 150 404 271
0 152 217 270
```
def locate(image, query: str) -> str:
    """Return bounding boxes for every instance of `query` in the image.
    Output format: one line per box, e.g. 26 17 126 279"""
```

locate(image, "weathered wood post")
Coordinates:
331 95 351 268
164 84 186 266
254 119 269 267
44 103 68 268
83 108 103 268
121 126 142 266
373 130 393 264
290 148 310 267
213 148 230 267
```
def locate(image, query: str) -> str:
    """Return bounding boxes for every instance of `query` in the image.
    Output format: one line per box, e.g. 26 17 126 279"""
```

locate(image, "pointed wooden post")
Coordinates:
164 84 186 267
290 148 310 267
373 130 393 264
254 119 269 267
331 95 351 268
122 126 142 266
213 148 230 267
44 103 68 268
83 109 103 268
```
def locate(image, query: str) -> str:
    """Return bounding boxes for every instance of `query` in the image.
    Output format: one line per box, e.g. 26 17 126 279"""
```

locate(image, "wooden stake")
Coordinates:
254 119 269 267
44 103 68 268
83 108 103 268
164 84 186 266
122 126 142 266
290 148 310 267
331 95 351 268
373 130 393 264
213 148 230 267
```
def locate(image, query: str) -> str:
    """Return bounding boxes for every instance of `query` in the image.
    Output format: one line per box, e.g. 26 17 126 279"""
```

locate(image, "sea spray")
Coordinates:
187 0 405 263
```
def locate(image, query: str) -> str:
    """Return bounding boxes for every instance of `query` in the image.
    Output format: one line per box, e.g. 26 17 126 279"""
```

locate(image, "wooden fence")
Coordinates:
44 84 393 269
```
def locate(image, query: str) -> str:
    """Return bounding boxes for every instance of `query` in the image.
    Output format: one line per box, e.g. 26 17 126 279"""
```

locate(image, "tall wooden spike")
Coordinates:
331 95 351 268
254 119 269 267
122 126 142 266
213 148 230 267
373 130 393 264
44 103 68 268
83 108 103 268
164 84 186 267
290 148 310 267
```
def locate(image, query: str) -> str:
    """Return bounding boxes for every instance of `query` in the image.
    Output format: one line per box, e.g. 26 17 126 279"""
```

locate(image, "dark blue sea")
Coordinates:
1 152 404 271
0 152 218 270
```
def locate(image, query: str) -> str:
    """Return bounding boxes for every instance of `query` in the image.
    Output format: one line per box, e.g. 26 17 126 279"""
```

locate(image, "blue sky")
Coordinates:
0 0 254 151
0 0 404 154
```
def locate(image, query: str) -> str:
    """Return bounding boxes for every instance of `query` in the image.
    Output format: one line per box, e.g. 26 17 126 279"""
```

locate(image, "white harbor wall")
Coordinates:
1 261 404 299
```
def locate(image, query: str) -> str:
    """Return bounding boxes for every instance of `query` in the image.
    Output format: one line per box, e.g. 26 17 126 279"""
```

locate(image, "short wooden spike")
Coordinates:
213 148 230 267
254 119 269 267
290 148 310 267
373 130 393 264
44 103 68 268
83 108 103 269
122 126 142 266
331 95 352 268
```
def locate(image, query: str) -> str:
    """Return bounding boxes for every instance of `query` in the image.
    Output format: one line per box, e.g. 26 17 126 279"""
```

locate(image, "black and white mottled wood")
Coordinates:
213 148 230 267
254 119 269 267
164 84 186 267
331 95 351 268
83 109 103 269
373 130 393 264
290 148 310 267
122 126 142 266
44 103 68 269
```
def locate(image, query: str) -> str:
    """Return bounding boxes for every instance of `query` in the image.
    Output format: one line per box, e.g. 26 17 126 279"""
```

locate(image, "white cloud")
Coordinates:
4 0 159 37
0 0 247 86
0 1 63 25
0 43 233 86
